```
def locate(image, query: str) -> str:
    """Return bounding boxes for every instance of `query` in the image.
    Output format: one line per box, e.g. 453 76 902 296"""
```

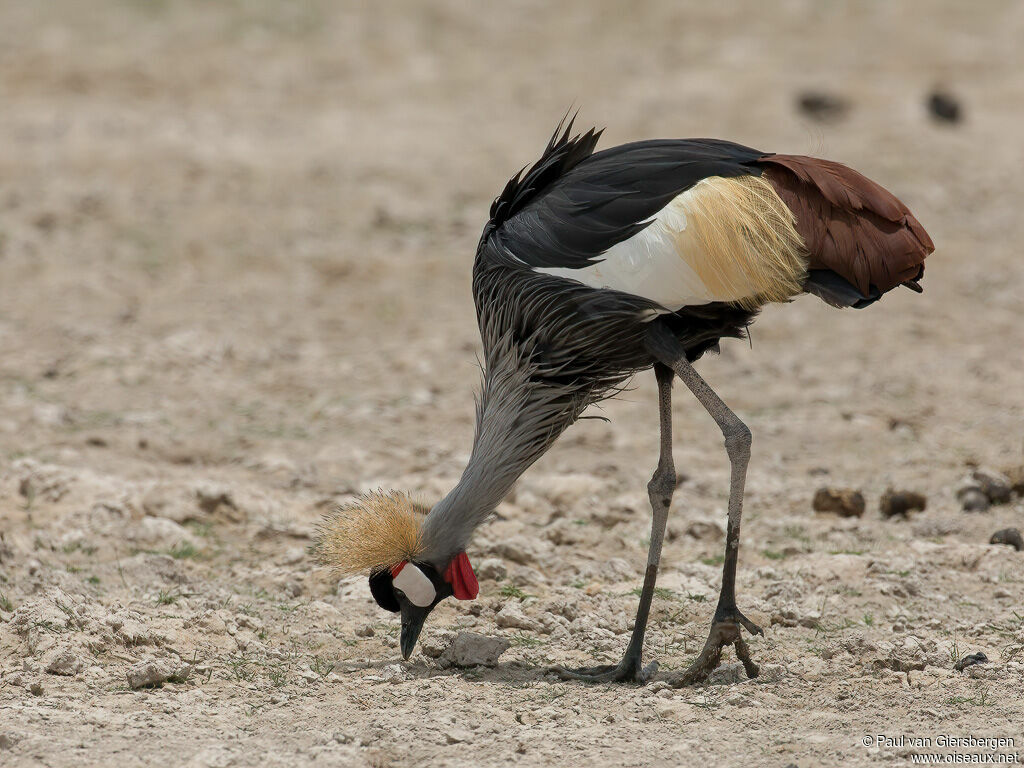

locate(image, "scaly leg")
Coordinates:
646 325 763 686
553 363 676 684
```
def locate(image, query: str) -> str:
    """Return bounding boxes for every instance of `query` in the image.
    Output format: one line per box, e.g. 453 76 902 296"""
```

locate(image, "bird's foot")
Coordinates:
668 604 763 687
550 655 658 685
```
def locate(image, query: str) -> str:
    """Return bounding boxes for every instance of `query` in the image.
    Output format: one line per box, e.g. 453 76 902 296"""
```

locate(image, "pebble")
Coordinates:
527 473 599 509
130 516 198 550
812 487 865 517
43 645 84 676
681 515 725 540
437 632 510 668
707 662 748 685
376 664 409 683
475 558 507 581
126 659 192 689
355 623 375 637
879 489 927 518
488 536 549 566
495 603 541 632
990 528 1023 552
417 630 455 659
141 483 198 524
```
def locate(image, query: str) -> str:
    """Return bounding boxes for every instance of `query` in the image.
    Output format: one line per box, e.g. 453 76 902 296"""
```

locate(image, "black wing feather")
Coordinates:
481 128 767 271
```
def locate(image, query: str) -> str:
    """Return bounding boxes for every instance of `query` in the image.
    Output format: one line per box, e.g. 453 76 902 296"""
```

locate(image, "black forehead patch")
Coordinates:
368 569 400 612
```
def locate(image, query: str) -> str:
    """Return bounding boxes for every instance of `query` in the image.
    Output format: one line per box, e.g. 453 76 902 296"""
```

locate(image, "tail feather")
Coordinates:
759 154 934 301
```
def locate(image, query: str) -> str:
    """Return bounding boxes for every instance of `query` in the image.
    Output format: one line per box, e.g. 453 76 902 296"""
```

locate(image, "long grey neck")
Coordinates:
419 335 584 566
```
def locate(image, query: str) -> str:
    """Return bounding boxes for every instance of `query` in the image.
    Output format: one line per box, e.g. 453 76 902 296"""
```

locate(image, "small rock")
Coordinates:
707 662 747 685
437 632 510 668
528 473 598 509
475 558 507 581
126 659 192 689
0 733 17 749
682 515 725 540
990 528 1023 552
879 489 927 518
495 603 541 632
445 729 472 744
927 90 962 124
355 623 375 637
813 487 865 517
194 482 240 518
308 601 342 623
141 484 198 524
771 605 799 628
796 91 849 123
43 645 84 676
419 630 455 659
29 682 44 696
129 517 198 550
488 536 548 566
377 664 409 683
543 599 579 622
954 652 987 672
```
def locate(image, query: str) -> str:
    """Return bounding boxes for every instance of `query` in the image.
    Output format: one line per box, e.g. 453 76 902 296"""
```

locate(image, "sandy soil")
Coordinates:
1 2 1023 766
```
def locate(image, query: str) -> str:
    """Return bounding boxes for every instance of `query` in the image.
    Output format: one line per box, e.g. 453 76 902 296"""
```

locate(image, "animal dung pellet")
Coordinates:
796 91 849 123
999 464 1024 496
953 652 987 672
957 467 1013 511
989 528 1023 552
879 489 927 518
927 89 962 124
812 487 865 517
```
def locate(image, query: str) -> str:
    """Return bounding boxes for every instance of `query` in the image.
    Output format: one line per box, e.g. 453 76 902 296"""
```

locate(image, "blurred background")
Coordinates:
1 1 1021 480
1 2 1022 765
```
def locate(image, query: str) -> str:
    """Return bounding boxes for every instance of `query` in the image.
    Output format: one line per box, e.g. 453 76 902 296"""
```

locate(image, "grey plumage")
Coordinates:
420 257 659 565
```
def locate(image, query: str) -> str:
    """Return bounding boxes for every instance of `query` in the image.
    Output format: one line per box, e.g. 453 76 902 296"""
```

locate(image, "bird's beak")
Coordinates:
400 601 431 660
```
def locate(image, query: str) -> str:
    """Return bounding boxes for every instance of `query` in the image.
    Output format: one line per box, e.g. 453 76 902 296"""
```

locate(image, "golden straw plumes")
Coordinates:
673 174 808 309
316 490 426 575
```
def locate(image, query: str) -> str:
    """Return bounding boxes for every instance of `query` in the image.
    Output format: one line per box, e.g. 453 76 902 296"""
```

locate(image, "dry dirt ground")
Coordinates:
2 2 1023 766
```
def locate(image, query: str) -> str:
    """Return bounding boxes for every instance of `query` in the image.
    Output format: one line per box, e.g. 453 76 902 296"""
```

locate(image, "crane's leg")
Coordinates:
552 363 676 684
646 325 763 686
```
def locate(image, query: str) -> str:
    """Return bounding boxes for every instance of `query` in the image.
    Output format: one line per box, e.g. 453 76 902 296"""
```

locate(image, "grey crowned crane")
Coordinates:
318 118 933 685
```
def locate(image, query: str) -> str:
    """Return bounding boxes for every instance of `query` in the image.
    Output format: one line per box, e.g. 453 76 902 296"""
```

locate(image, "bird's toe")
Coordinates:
550 658 656 685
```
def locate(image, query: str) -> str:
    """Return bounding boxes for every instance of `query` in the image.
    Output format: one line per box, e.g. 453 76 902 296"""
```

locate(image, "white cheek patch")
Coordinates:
393 563 436 608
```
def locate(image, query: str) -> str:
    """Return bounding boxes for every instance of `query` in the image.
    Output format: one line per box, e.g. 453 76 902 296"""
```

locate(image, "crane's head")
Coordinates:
315 491 478 659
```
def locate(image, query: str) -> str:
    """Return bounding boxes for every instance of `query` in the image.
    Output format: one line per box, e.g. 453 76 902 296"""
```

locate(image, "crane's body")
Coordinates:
318 120 933 684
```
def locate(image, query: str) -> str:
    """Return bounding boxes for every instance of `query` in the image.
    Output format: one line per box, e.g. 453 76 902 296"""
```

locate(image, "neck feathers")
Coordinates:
419 331 584 564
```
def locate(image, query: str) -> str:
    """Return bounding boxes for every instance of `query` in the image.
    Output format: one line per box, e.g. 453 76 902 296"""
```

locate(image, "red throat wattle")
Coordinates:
444 552 479 600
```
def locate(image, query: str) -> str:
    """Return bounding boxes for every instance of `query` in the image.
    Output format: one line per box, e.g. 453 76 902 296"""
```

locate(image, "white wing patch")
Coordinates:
536 174 807 312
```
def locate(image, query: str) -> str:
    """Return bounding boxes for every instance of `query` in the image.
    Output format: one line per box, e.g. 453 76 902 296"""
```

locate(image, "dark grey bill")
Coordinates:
400 601 431 660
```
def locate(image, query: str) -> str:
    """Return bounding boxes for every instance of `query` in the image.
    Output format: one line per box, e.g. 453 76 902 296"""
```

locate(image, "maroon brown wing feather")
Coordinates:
759 154 934 296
